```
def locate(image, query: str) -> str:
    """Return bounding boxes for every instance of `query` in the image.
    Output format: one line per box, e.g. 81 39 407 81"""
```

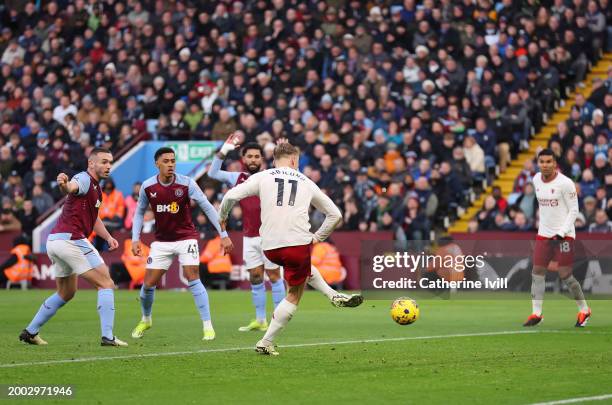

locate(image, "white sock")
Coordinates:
308 266 337 300
563 276 589 312
261 299 297 345
142 315 152 323
203 320 213 330
531 274 545 316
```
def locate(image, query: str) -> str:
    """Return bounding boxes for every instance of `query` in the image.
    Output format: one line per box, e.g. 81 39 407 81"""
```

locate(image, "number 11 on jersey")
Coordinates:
275 178 298 206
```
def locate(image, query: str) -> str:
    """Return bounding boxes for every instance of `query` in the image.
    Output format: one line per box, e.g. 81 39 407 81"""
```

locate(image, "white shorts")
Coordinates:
147 239 200 270
243 236 277 270
47 238 104 278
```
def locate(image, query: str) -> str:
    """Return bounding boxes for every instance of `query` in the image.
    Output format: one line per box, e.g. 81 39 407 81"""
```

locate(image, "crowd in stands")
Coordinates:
0 0 611 247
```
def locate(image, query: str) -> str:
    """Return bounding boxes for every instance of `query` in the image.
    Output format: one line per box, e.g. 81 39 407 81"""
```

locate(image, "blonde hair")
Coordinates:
273 143 300 160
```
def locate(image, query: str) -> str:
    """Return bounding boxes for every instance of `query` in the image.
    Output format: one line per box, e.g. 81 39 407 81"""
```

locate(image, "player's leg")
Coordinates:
256 244 311 355
556 240 590 327
132 269 164 338
80 263 127 346
266 267 286 308
256 280 306 356
20 273 76 345
180 239 215 341
239 237 272 331
308 265 364 308
559 265 590 326
524 264 547 326
20 239 78 345
258 241 286 308
56 237 126 347
183 264 215 340
132 241 171 338
524 237 551 326
239 265 269 332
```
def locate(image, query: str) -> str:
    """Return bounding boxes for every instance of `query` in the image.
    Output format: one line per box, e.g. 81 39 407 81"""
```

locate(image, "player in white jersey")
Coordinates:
209 134 362 332
524 149 591 327
219 143 342 355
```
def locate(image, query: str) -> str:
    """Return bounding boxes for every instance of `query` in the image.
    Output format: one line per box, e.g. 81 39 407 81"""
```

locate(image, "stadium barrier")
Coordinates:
4 231 608 292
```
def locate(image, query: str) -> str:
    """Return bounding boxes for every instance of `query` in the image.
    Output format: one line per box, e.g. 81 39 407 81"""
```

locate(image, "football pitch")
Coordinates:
1 290 611 405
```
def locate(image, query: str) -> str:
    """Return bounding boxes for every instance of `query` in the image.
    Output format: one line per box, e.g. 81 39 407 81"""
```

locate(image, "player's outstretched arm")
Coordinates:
208 133 242 186
94 217 119 251
310 183 343 243
560 180 579 237
218 175 261 224
131 186 150 255
188 179 233 253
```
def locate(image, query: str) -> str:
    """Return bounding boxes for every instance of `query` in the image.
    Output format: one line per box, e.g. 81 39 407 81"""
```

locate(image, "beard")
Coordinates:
246 164 261 174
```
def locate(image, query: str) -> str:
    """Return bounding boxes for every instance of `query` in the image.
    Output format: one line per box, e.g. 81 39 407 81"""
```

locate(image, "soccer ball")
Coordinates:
390 297 419 325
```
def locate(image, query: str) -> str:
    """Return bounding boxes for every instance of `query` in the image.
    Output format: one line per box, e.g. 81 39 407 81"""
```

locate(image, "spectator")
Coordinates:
515 182 538 222
17 200 38 236
395 197 430 240
588 209 612 233
477 196 499 231
123 182 141 230
0 208 22 233
513 159 536 194
99 177 125 233
211 108 237 140
450 146 472 189
52 96 78 127
583 196 599 226
463 135 485 181
31 185 54 215
492 186 508 213
579 168 601 198
501 92 530 152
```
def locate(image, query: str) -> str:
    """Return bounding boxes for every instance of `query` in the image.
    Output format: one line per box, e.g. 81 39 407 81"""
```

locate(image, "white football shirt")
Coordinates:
533 171 579 239
218 166 342 250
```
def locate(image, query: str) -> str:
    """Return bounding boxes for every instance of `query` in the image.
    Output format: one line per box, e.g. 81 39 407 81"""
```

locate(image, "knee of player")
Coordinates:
182 266 200 281
266 269 281 283
99 280 116 290
250 271 264 285
59 290 76 302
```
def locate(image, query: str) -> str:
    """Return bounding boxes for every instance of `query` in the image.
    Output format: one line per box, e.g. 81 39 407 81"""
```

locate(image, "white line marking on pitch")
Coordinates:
529 393 612 404
2 330 538 368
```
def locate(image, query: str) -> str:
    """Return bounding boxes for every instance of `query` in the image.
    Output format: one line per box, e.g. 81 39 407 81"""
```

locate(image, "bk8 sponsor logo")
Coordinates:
156 201 180 213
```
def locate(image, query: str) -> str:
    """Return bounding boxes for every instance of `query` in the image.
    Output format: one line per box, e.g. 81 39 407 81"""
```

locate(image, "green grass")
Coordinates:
1 290 612 405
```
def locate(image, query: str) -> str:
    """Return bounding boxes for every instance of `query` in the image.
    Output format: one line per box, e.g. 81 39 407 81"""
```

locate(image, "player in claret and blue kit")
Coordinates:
210 133 362 333
130 147 233 341
524 149 591 328
20 148 127 347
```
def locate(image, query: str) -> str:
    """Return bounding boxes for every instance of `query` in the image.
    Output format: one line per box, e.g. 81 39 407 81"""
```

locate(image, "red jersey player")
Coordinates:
524 149 591 327
20 148 127 347
209 133 362 332
219 142 343 355
130 147 233 341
